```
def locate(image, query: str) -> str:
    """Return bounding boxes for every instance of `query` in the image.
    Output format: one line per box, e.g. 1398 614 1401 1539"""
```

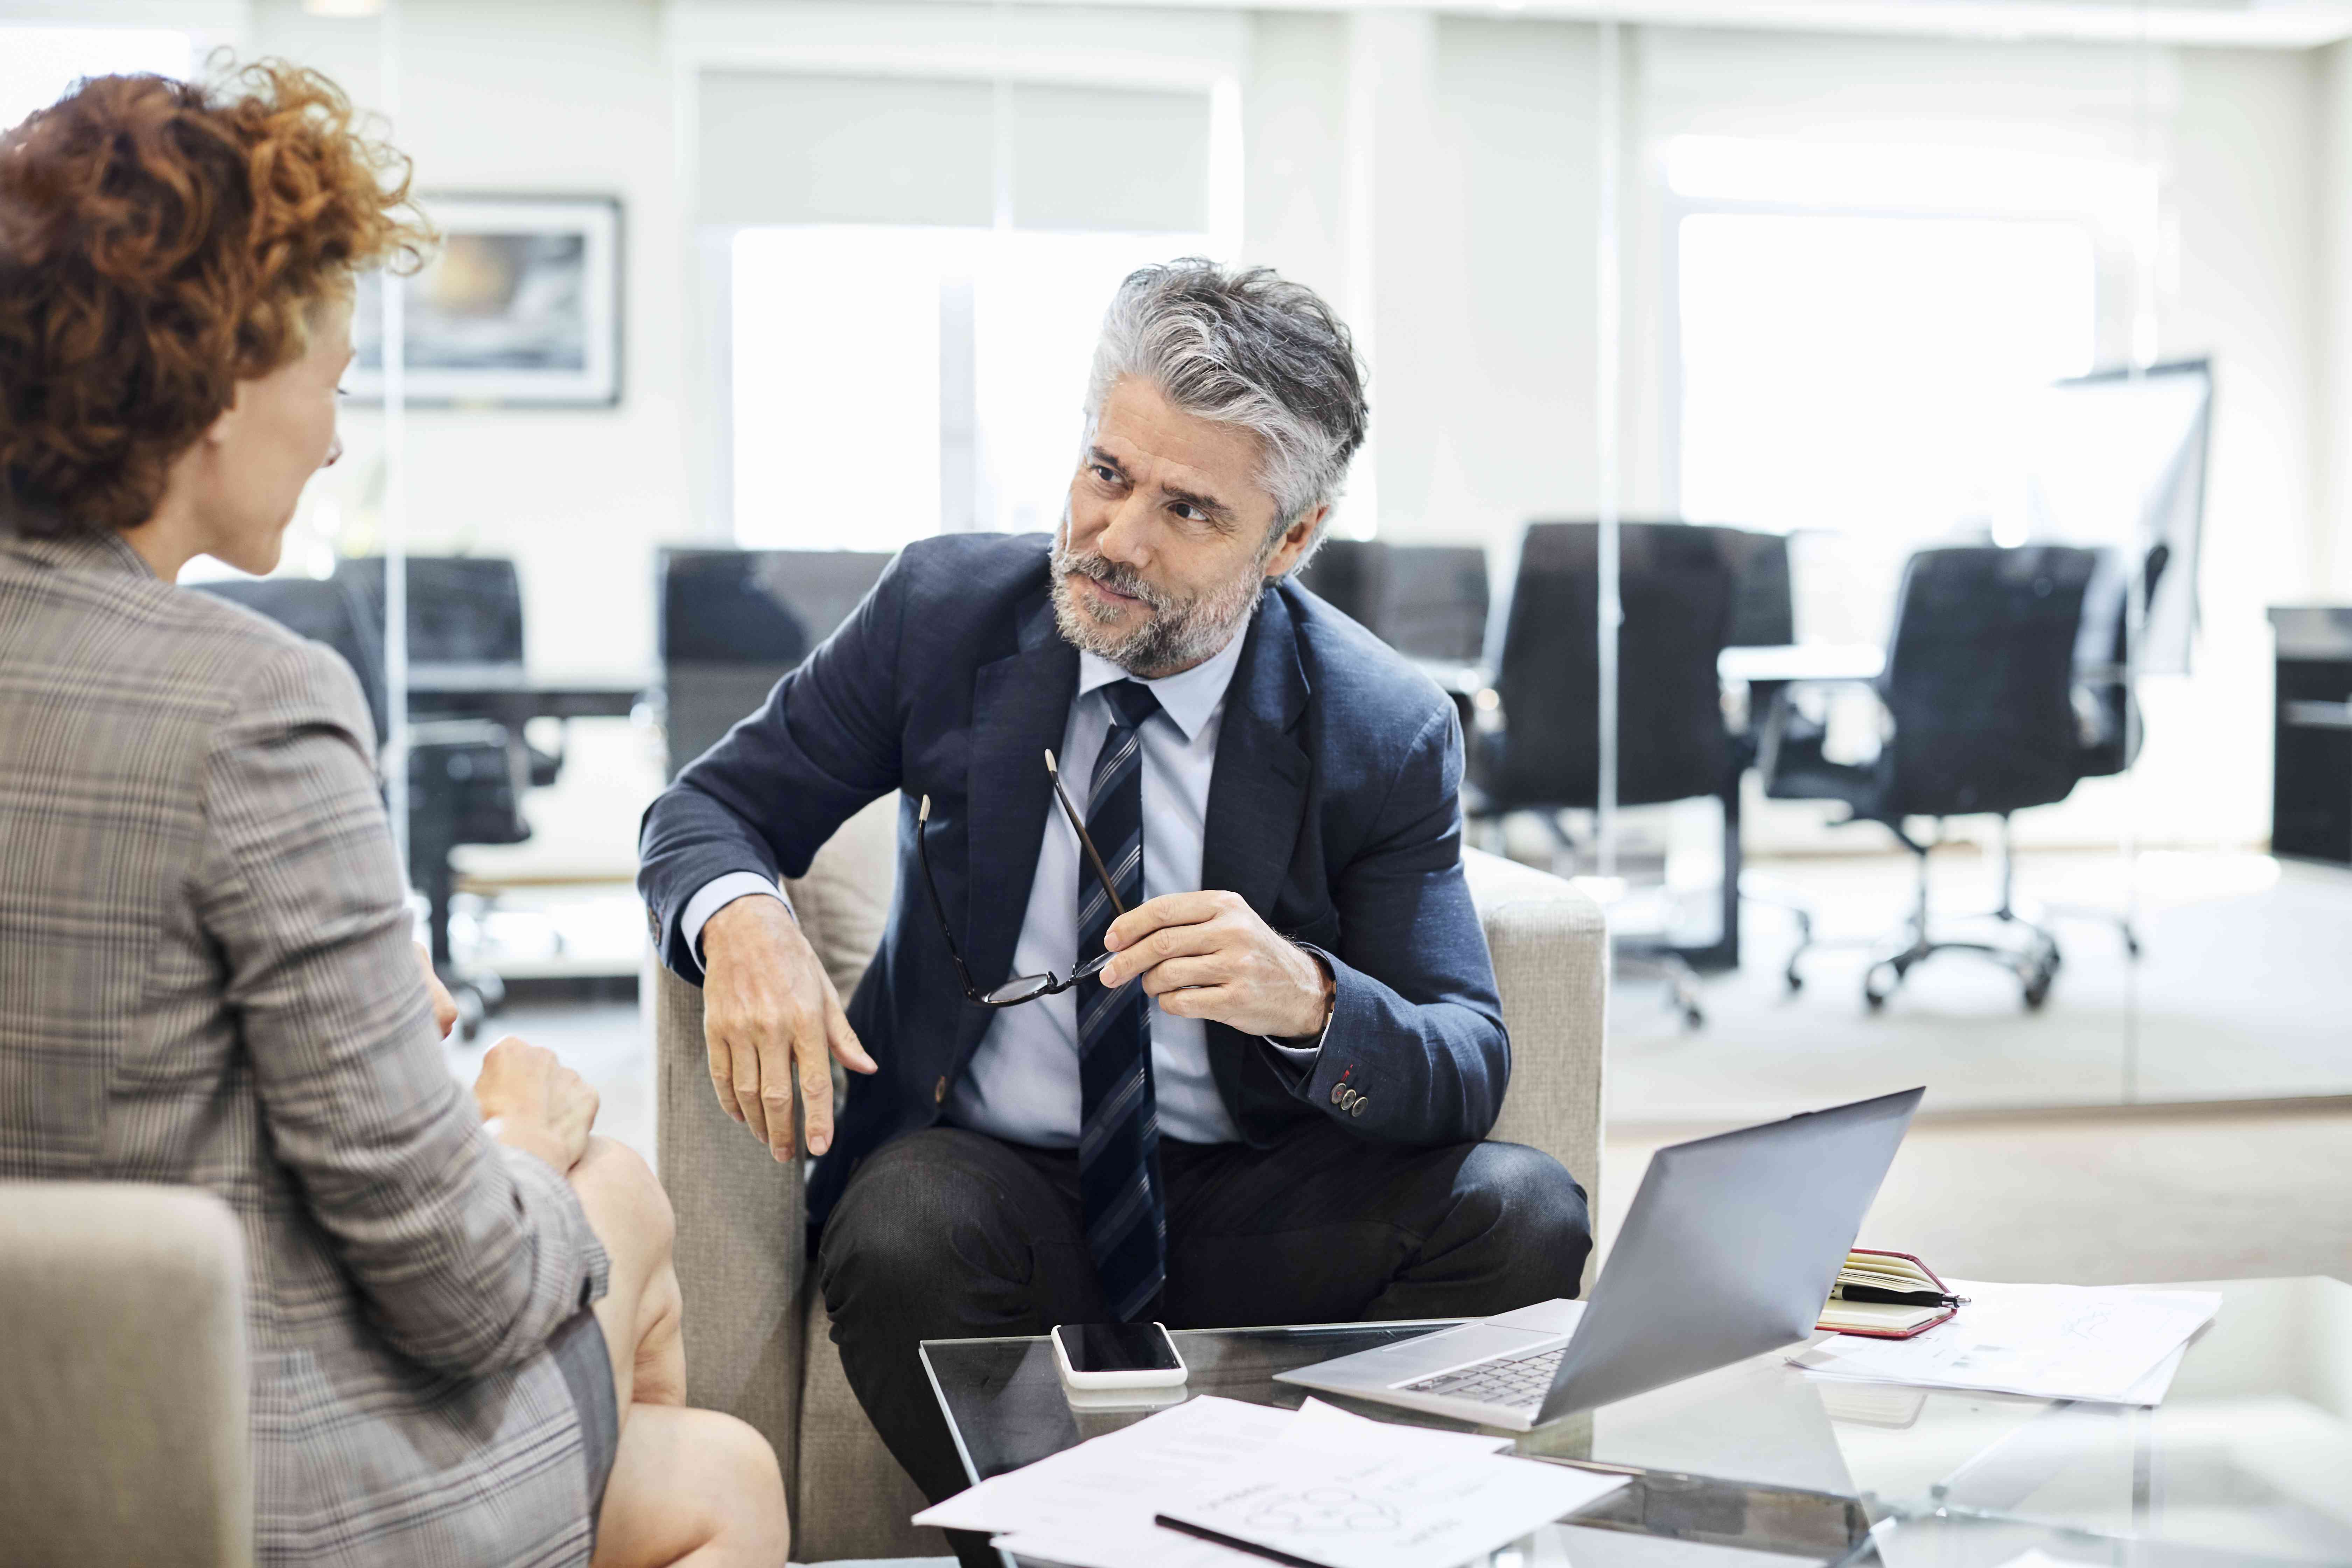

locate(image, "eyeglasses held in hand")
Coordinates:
916 750 1130 1008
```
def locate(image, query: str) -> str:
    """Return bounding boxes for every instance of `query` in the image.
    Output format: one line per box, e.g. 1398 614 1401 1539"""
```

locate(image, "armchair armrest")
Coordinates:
651 958 808 1502
1463 847 1606 1285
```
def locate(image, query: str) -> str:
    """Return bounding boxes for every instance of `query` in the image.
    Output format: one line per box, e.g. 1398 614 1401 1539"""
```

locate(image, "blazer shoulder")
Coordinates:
1280 579 1455 746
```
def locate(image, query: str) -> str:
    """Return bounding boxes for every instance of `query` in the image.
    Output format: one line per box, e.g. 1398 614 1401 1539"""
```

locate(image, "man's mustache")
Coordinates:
1055 549 1171 612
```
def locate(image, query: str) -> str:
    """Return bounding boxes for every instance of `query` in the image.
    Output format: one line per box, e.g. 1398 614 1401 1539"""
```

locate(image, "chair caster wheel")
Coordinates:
1863 988 1888 1012
2123 934 2142 960
450 984 488 1043
1682 1007 1705 1031
1784 969 1803 994
2022 969 2053 1010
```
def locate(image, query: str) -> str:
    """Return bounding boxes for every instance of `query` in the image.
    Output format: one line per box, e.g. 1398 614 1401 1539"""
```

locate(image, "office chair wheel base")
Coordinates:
450 986 486 1043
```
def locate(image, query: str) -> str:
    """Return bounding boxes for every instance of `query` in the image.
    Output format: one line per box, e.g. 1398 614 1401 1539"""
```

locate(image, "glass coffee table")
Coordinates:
920 1276 2352 1567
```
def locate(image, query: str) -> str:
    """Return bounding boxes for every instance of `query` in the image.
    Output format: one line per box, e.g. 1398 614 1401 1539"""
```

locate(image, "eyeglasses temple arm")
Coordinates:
915 796 985 1000
1044 750 1128 920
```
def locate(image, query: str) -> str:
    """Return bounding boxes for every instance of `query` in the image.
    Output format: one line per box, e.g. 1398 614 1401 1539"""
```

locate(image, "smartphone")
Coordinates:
1050 1322 1188 1391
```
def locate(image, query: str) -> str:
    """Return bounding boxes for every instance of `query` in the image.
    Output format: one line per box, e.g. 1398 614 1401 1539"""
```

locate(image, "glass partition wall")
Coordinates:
1503 8 2352 1118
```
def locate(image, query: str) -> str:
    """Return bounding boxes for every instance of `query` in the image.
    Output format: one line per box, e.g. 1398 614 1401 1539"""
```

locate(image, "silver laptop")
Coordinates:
1275 1087 1923 1431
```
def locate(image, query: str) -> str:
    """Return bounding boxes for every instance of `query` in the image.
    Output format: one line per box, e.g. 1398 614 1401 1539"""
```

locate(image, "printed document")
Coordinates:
914 1394 1623 1568
1160 1421 1628 1568
1791 1281 2218 1404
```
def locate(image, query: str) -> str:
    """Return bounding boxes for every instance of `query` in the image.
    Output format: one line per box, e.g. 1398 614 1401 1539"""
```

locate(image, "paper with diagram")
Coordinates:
1158 1433 1627 1568
915 1393 1617 1568
1791 1280 2218 1404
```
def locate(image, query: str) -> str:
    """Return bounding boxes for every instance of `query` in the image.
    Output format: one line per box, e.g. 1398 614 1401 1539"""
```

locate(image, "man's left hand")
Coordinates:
1099 891 1332 1040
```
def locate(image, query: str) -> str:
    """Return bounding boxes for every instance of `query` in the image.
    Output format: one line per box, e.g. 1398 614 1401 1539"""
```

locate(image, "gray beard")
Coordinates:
1049 538 1269 678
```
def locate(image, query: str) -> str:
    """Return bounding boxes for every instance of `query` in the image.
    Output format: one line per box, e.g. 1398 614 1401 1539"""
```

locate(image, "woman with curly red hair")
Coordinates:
0 64 786 1567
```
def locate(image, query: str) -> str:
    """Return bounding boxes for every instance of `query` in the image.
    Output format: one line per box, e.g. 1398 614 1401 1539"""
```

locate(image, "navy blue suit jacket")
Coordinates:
638 533 1509 1232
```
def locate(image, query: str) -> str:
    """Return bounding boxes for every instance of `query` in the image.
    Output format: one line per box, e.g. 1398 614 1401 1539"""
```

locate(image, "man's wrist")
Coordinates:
704 891 789 959
1280 947 1336 1042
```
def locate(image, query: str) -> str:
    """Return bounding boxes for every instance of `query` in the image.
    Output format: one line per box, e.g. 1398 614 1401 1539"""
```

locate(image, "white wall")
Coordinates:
252 0 685 685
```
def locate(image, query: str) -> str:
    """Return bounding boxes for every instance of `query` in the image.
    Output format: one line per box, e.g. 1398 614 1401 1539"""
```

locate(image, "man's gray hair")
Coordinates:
1082 259 1368 565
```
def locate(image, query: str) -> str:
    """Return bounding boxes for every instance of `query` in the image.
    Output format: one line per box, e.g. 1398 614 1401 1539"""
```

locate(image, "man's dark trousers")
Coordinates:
817 1118 1592 1549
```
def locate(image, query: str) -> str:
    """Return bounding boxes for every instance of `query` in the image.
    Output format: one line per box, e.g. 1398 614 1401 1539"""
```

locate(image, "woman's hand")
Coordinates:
413 941 460 1040
472 1037 598 1173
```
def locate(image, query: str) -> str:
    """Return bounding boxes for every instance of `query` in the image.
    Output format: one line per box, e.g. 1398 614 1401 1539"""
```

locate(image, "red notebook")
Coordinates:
1814 1248 1962 1339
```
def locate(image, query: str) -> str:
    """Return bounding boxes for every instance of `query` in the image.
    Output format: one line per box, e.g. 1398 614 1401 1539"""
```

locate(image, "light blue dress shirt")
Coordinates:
681 629 1324 1149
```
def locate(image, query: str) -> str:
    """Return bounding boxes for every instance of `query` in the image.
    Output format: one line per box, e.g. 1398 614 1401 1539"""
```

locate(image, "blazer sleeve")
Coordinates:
192 640 609 1379
637 548 910 978
1285 704 1510 1146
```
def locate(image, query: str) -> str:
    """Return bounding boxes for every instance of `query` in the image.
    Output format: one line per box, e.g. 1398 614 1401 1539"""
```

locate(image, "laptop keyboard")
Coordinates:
1401 1345 1566 1409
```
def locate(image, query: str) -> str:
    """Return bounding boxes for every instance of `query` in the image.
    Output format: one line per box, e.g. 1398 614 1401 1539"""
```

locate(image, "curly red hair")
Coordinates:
0 61 433 536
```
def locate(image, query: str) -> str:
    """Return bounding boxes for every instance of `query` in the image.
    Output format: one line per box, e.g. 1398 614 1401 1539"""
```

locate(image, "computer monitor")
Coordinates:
2011 358 2210 676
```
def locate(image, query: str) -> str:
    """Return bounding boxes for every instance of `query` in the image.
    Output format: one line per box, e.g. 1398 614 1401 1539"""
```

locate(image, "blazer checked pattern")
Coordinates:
0 528 612 1568
638 531 1512 1234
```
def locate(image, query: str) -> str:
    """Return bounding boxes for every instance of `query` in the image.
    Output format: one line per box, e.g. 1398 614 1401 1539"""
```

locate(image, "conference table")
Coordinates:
923 1274 2351 1567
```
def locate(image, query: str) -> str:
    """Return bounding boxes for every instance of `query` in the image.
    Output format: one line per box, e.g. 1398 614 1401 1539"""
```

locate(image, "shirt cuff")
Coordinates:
680 872 793 976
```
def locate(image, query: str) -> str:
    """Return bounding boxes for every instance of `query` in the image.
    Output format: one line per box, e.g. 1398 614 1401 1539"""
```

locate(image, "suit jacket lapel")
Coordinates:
1201 587 1313 917
1201 590 1314 1121
961 588 1078 1057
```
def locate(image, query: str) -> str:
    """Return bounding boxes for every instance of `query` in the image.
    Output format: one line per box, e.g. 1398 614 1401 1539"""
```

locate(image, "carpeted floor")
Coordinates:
1608 849 2352 1123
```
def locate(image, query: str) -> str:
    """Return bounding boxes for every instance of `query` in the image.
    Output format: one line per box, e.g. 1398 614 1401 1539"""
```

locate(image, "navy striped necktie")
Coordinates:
1077 678 1165 1322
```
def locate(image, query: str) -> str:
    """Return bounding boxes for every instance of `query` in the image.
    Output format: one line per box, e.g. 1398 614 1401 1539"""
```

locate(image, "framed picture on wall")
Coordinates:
350 193 622 407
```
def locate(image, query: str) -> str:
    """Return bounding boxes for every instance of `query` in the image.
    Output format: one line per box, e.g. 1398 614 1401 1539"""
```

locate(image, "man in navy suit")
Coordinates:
639 261 1589 1539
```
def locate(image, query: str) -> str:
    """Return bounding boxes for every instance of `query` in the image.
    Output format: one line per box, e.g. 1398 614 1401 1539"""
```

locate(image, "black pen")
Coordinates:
1154 1514 1329 1568
1833 1284 1966 1308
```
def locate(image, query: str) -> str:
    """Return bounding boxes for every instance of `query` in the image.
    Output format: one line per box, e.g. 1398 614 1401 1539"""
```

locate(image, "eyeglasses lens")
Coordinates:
983 973 1057 1006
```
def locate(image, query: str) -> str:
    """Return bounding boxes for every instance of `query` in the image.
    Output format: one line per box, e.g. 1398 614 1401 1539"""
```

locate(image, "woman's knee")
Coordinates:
571 1137 676 1260
701 1410 789 1547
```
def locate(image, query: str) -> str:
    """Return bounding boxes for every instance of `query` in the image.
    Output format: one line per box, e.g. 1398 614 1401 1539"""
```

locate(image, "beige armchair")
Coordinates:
0 1183 253 1568
654 797 1608 1564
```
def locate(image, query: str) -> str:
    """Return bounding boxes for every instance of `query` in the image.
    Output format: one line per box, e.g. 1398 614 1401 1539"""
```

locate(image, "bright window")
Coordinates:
730 226 1209 552
1677 212 2096 538
0 26 192 132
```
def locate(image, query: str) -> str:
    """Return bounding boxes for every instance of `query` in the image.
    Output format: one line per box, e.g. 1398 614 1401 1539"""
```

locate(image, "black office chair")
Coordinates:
336 556 553 1032
1471 522 1737 1027
657 548 895 778
1379 545 1490 664
193 575 389 744
1760 545 2101 1010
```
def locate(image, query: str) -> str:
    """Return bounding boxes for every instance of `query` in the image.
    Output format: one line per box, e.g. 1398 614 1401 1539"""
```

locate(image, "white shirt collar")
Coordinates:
1076 624 1249 744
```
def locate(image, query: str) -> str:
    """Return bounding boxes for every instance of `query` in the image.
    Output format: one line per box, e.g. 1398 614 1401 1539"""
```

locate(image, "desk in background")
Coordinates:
2270 607 2352 864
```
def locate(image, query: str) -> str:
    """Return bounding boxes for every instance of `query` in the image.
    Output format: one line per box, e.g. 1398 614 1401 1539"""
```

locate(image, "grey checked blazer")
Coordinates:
0 527 610 1566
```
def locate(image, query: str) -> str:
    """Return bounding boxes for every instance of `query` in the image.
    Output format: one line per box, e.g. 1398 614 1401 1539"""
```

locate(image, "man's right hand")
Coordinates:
700 895 878 1161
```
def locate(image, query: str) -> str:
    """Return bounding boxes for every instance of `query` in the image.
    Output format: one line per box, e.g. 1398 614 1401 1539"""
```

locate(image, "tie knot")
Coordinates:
1102 679 1161 733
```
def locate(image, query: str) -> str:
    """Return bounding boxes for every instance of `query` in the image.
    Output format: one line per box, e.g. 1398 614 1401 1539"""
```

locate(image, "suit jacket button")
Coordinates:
934 1076 948 1104
1350 1097 1367 1116
1329 1083 1346 1106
